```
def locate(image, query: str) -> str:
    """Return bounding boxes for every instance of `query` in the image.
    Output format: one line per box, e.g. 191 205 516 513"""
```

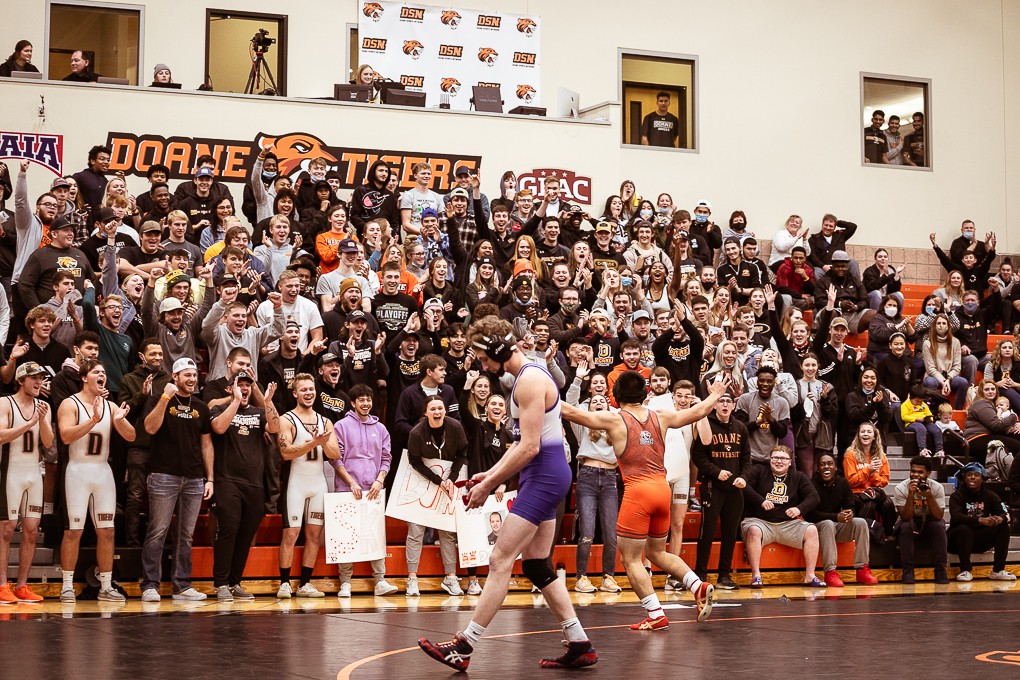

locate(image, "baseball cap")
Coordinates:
595 221 614 233
234 369 255 383
50 177 71 190
830 315 850 329
97 207 118 223
166 271 190 288
159 297 184 314
695 199 712 211
830 250 850 263
589 308 611 320
420 207 439 221
195 167 214 178
285 318 301 330
632 310 651 322
140 220 162 234
50 215 76 232
15 361 46 382
676 230 690 240
215 273 238 287
422 297 445 312
347 309 368 322
448 187 469 199
454 165 473 176
337 237 359 254
318 352 341 367
172 357 198 374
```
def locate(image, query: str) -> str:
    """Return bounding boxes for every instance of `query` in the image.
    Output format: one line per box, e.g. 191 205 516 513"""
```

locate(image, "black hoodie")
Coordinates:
350 160 400 230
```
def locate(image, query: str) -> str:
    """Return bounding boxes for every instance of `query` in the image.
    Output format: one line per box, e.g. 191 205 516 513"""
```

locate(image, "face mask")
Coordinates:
621 276 633 288
695 214 708 224
560 302 577 315
925 305 936 315
261 171 277 183
732 222 745 230
963 230 975 241
657 206 669 214
963 302 979 315
884 306 898 317
640 209 653 220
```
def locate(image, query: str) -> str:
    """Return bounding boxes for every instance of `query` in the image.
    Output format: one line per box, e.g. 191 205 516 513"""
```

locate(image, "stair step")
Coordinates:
5 547 55 565
5 565 61 581
9 531 46 546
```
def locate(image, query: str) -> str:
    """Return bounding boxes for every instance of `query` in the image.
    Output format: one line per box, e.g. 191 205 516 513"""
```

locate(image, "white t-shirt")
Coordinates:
647 393 693 484
255 296 322 353
399 188 443 234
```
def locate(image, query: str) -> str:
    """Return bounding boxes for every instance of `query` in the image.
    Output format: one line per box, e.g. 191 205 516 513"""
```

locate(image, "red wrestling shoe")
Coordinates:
693 581 715 622
539 640 598 669
630 615 669 631
418 633 473 672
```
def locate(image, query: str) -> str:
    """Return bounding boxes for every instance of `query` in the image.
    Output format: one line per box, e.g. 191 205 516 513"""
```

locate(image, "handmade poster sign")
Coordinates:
455 490 517 568
385 454 465 531
324 491 387 563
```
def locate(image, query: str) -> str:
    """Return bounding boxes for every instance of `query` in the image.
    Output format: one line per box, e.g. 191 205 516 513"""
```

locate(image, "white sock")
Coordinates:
640 593 664 619
560 617 587 642
99 571 112 592
682 571 702 590
462 620 486 645
61 570 74 590
43 502 54 515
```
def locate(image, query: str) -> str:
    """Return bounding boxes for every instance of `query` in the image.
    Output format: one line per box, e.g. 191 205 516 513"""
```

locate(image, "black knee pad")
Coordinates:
522 557 557 589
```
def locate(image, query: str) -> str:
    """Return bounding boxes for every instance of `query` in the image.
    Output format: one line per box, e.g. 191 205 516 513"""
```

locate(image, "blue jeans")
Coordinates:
922 376 969 409
141 473 205 593
906 421 943 453
574 464 619 577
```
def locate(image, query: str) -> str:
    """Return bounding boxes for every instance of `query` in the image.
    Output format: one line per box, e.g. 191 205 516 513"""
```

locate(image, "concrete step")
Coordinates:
5 565 61 581
6 547 54 565
10 531 46 545
950 548 1020 566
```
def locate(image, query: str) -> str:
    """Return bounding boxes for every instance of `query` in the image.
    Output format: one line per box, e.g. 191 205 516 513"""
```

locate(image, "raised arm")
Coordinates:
657 375 730 430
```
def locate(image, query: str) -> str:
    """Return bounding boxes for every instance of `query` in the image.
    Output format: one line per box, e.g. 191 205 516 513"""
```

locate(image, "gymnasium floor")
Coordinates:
2 581 1019 679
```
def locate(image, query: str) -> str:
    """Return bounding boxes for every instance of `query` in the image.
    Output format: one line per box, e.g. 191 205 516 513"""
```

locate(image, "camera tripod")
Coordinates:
244 50 278 95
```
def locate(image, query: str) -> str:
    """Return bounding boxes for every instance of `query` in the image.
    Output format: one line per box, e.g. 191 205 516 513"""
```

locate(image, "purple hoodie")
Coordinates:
332 409 391 491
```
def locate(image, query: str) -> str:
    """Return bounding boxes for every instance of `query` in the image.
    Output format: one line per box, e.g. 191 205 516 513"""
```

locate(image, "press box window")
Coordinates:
620 51 697 151
861 74 930 169
47 2 143 84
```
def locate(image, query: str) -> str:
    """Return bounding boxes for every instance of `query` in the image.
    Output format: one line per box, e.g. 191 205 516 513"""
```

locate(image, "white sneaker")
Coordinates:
297 582 325 598
956 570 973 582
337 582 352 598
277 581 293 599
172 587 207 601
466 577 482 596
989 570 1018 581
406 577 420 596
375 580 399 596
216 585 233 602
141 589 161 602
98 588 126 602
60 588 76 603
441 575 464 596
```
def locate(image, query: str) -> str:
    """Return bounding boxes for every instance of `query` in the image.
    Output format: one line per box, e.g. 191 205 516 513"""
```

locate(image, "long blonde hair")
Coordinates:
845 422 886 464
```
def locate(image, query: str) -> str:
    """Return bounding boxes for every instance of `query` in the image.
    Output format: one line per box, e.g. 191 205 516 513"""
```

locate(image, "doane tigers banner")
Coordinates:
359 2 541 112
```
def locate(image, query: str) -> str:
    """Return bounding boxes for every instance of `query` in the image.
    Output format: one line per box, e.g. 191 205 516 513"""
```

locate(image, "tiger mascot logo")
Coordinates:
403 40 425 59
440 78 462 95
517 17 537 36
441 10 461 27
516 84 537 102
362 2 383 21
56 256 83 277
255 132 338 177
478 47 499 66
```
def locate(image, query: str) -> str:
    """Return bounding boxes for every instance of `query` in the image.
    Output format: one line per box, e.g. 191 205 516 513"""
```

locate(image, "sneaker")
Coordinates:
337 582 352 598
956 570 974 582
824 570 845 588
172 587 207 601
933 566 950 585
296 582 325 598
277 581 293 599
693 581 714 622
418 633 473 672
688 498 702 512
574 575 596 593
716 575 739 591
538 640 598 669
919 448 931 458
465 578 482 596
441 575 464 596
216 585 234 602
901 568 915 584
663 576 681 592
934 450 945 459
60 587 76 603
406 577 420 596
531 584 541 593
97 588 126 602
375 580 399 596
599 575 622 593
13 585 42 603
0 582 17 604
140 588 161 603
229 584 255 600
856 566 879 585
989 570 1018 581
630 615 669 631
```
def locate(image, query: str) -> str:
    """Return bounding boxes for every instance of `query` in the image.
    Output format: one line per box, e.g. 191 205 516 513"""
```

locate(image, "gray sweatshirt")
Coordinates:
200 299 285 381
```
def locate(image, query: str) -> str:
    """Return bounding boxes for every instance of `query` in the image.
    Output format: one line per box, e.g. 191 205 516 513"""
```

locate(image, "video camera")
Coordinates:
251 28 276 54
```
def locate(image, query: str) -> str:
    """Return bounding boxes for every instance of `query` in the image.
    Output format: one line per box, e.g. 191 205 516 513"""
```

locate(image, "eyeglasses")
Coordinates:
39 202 58 208
771 457 791 462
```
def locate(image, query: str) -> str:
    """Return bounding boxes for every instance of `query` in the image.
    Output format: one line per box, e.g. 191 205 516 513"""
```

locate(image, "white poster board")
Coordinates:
324 491 388 564
385 454 464 532
455 490 517 568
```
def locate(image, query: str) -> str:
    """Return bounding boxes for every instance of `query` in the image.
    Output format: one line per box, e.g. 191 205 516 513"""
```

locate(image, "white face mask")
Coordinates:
884 306 898 317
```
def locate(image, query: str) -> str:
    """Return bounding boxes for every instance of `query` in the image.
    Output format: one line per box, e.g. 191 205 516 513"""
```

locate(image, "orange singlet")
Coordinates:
615 409 672 540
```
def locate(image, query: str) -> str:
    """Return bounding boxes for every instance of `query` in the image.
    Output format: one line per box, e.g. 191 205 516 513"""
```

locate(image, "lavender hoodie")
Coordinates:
332 409 391 491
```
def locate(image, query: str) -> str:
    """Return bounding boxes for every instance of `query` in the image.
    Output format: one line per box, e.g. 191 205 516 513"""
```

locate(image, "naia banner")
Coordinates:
359 2 541 112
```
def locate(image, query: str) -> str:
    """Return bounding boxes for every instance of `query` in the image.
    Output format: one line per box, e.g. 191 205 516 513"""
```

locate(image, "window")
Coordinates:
206 10 287 95
861 74 930 169
620 51 697 151
47 1 143 84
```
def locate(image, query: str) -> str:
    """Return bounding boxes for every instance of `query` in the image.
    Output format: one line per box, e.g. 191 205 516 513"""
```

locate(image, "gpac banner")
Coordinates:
104 130 480 192
359 2 541 112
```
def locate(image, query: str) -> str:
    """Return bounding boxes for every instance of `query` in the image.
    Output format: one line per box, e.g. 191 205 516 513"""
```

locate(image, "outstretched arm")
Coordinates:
657 375 730 430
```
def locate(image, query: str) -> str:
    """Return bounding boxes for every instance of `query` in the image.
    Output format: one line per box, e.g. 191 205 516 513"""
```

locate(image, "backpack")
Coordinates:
984 440 1014 482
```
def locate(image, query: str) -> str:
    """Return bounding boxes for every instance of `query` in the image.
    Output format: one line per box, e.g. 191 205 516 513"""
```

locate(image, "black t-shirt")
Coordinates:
145 394 211 478
210 403 266 487
17 340 72 387
864 125 888 163
372 292 420 333
905 131 926 166
80 233 134 272
641 112 681 147
177 194 217 237
314 379 349 423
120 245 166 267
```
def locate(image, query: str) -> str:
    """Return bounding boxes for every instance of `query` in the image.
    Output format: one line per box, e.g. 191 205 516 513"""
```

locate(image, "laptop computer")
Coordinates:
97 76 130 86
334 84 372 102
150 82 183 89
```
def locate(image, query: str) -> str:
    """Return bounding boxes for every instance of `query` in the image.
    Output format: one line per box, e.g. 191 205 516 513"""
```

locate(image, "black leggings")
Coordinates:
695 485 743 578
212 480 266 587
948 522 1012 572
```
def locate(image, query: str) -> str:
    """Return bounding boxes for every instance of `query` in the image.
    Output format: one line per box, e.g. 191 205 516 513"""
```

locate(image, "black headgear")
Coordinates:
612 370 647 405
473 332 515 364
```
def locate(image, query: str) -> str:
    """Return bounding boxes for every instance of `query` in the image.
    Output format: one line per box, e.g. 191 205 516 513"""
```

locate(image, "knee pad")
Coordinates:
522 557 557 589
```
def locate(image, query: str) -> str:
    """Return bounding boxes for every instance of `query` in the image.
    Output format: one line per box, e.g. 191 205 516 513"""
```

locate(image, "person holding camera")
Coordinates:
892 456 949 584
